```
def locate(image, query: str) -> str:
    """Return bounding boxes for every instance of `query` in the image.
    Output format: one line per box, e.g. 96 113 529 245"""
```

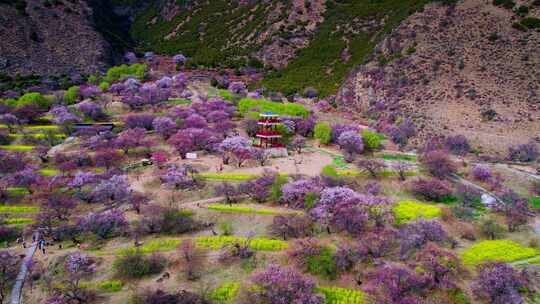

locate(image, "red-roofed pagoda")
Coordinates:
255 112 284 148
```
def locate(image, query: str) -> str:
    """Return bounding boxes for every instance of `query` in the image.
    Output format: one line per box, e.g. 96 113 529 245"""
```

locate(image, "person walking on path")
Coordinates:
38 239 46 255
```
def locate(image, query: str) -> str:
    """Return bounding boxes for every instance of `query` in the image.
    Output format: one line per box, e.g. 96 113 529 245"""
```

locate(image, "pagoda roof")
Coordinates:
260 111 279 117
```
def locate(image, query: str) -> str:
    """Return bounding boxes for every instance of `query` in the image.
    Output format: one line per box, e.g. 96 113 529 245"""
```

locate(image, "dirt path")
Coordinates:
495 163 540 181
510 255 540 266
10 233 39 304
448 174 504 205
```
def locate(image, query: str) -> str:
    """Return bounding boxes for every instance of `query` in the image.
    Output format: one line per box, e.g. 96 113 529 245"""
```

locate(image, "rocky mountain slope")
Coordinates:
130 0 436 96
337 0 540 153
0 0 125 77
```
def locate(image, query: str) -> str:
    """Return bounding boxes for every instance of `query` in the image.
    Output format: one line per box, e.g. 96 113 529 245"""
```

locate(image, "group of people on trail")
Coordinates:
16 235 49 254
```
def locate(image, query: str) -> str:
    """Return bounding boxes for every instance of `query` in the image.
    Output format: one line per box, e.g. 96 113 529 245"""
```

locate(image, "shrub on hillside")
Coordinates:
104 64 146 83
15 92 52 109
138 205 199 235
246 265 324 304
132 289 211 304
361 129 383 151
420 149 457 177
63 86 80 105
471 164 492 182
410 178 453 202
114 251 166 278
520 17 540 29
0 225 20 245
445 134 470 156
314 122 331 144
338 131 364 162
331 124 359 144
507 141 538 162
270 215 314 240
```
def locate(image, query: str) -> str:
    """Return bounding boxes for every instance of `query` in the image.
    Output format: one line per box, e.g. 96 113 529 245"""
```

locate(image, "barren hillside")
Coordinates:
337 0 540 153
0 0 116 77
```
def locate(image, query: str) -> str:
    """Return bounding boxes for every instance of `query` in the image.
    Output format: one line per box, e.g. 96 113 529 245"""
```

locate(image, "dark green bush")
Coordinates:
512 22 528 31
12 92 52 109
493 0 515 9
63 86 79 105
305 247 338 280
520 17 540 29
515 5 529 16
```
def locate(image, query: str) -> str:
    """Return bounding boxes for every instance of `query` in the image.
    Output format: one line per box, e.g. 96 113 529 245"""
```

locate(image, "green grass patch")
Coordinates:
317 286 367 304
25 125 60 131
332 156 350 169
197 172 259 181
529 196 540 209
2 217 34 225
209 282 240 304
6 187 30 195
461 240 538 266
380 153 417 162
97 280 123 293
207 204 283 216
9 133 66 139
195 236 288 251
218 89 235 102
0 145 34 151
167 98 192 105
118 238 182 255
392 200 442 224
335 169 417 178
238 98 309 118
0 205 39 214
103 64 147 83
38 169 61 176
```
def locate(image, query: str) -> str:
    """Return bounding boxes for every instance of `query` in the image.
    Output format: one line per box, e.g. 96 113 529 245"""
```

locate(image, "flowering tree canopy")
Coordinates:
168 128 219 158
331 124 359 143
161 165 200 190
389 118 416 148
473 262 529 304
248 265 324 304
77 209 127 239
445 135 470 156
48 106 81 125
281 179 321 209
420 150 457 178
123 113 155 130
338 131 364 162
90 175 131 205
152 116 177 139
114 127 148 154
364 263 430 303
311 187 390 234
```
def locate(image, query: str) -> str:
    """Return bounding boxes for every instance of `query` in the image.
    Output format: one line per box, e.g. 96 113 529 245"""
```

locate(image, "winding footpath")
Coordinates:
10 233 39 304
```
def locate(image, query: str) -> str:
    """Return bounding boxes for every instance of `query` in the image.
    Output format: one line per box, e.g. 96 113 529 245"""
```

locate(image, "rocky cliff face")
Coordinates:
0 0 115 77
337 0 540 153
